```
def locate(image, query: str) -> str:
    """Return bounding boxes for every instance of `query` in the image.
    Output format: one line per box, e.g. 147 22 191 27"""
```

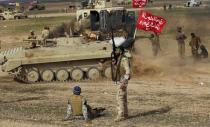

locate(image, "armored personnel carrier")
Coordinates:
0 10 27 20
0 0 136 84
0 37 115 83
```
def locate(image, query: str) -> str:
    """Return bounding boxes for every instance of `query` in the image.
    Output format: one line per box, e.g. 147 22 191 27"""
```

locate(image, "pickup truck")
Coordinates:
184 0 202 7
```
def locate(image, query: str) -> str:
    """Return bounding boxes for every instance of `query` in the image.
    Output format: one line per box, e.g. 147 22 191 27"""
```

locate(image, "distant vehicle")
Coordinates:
0 0 28 6
0 10 27 20
184 0 202 7
28 0 45 11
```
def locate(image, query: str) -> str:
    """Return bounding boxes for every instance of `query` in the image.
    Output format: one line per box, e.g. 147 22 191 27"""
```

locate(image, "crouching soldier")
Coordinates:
198 45 208 59
64 86 105 121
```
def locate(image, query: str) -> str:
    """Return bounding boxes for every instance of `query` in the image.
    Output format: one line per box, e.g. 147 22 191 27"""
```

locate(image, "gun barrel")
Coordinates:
23 39 41 41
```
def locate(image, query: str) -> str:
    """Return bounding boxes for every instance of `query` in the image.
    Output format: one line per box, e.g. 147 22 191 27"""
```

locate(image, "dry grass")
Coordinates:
0 6 210 127
0 120 62 127
0 77 210 127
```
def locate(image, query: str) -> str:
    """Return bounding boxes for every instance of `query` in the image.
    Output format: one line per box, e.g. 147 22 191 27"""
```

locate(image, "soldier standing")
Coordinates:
163 4 167 11
64 86 105 121
41 26 50 40
112 47 131 122
176 27 187 58
189 33 201 59
149 32 161 56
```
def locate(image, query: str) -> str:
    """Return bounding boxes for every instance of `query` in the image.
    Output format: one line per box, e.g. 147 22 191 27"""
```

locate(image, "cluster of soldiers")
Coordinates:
176 26 208 59
148 26 208 59
163 4 172 11
64 47 131 123
27 26 50 48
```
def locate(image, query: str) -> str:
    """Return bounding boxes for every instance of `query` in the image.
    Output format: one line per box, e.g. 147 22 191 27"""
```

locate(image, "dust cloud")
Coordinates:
132 34 210 83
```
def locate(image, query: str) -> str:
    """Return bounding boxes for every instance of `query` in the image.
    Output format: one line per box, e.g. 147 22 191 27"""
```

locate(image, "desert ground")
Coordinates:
0 3 210 127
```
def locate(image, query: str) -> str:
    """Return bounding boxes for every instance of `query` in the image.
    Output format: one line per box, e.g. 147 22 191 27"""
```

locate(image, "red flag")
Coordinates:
133 0 147 8
136 11 167 33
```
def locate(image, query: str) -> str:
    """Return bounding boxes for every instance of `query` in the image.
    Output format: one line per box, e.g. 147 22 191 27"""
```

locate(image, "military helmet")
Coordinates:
191 32 195 37
73 86 81 95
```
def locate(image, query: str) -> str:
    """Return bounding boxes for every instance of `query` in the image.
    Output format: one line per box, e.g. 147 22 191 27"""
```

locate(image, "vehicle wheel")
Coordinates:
104 66 112 79
87 67 100 80
26 69 39 83
70 67 84 81
41 69 54 82
56 69 69 81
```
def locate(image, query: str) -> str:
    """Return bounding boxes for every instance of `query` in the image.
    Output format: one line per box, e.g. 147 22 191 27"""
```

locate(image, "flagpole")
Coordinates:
133 28 137 39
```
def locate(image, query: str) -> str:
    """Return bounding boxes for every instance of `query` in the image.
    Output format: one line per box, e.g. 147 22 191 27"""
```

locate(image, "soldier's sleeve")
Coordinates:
82 97 89 121
122 57 131 75
183 33 187 40
65 100 72 119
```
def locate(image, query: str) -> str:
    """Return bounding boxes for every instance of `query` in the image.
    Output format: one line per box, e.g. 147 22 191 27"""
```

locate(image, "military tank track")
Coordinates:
12 60 112 84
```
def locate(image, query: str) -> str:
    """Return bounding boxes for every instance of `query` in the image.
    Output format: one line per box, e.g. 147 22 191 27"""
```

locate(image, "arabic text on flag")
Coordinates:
133 0 147 8
136 11 167 33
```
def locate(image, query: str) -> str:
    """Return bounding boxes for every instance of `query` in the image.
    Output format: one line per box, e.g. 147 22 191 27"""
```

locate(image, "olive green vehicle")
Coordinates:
0 37 113 83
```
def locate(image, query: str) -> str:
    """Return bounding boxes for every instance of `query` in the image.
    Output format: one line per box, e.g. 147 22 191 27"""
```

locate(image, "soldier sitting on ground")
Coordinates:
64 86 105 121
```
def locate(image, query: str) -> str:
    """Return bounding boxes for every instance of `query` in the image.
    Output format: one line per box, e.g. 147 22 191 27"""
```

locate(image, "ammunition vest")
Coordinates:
70 95 83 116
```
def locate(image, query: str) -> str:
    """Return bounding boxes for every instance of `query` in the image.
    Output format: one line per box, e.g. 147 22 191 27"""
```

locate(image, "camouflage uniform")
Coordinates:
65 94 88 120
189 36 201 58
28 32 37 48
149 33 160 56
176 31 187 58
115 55 131 121
41 29 50 40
